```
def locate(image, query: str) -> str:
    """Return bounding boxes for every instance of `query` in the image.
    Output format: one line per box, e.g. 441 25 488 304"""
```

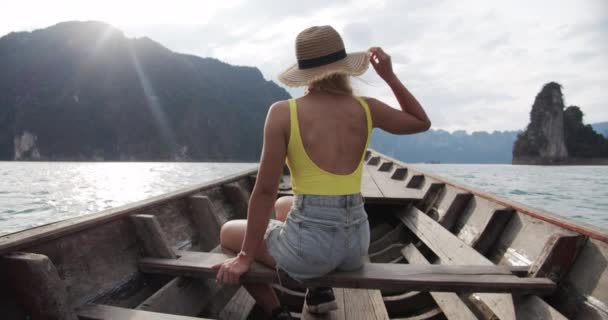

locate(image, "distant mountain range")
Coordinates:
371 121 607 164
0 21 289 161
593 122 608 138
370 129 520 164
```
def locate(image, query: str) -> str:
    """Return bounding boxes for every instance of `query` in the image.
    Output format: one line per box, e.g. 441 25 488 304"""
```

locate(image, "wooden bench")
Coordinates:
77 303 211 320
139 250 554 294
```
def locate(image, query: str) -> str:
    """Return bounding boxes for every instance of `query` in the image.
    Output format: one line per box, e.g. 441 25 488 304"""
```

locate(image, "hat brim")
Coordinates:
278 51 370 87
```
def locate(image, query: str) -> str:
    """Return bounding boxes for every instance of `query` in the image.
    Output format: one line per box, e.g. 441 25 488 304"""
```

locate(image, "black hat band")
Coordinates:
297 49 347 70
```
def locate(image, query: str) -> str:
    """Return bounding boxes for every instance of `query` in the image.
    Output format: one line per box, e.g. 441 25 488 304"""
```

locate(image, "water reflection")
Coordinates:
0 162 257 236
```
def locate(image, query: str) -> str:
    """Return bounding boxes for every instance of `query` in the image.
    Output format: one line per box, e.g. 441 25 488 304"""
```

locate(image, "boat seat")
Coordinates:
76 304 211 320
139 250 554 294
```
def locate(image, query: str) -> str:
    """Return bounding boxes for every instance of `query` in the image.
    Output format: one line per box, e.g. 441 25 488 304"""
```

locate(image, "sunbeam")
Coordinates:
128 42 178 157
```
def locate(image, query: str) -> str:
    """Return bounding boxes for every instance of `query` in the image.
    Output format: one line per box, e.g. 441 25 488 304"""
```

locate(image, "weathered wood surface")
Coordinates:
139 250 554 294
361 165 384 198
369 223 408 253
401 244 478 320
366 162 425 200
77 304 210 320
470 208 515 255
342 288 388 320
528 232 587 283
136 276 212 315
397 206 517 319
436 192 473 231
392 307 443 320
367 149 608 243
221 182 250 218
452 197 513 254
0 167 258 256
218 287 255 320
188 195 222 251
131 214 176 259
2 252 77 320
417 183 446 213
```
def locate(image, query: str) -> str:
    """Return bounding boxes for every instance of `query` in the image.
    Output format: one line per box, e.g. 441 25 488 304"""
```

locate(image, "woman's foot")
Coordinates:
270 305 293 320
305 287 338 314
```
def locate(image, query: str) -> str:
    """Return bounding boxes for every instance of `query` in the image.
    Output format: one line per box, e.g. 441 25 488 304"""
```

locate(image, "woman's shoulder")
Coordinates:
266 100 291 125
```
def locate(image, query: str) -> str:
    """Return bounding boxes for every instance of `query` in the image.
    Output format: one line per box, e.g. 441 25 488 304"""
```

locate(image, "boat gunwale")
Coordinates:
369 149 608 243
0 166 259 255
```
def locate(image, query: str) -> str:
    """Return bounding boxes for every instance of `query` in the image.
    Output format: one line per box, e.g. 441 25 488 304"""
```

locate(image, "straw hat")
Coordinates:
278 25 369 87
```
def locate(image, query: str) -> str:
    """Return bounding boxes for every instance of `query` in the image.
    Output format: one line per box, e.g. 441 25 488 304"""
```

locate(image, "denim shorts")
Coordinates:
264 193 370 283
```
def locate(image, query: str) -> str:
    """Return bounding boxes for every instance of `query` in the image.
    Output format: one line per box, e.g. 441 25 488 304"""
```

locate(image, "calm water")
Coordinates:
0 162 257 236
416 164 608 228
0 162 606 236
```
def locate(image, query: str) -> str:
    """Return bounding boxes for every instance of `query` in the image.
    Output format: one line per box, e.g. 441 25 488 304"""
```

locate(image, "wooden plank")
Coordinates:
378 161 394 172
77 304 210 320
406 174 425 189
391 167 408 180
2 252 77 320
437 193 473 231
393 307 443 320
342 288 388 320
218 287 255 320
369 223 408 253
130 214 176 259
367 156 381 165
401 244 477 320
417 183 446 214
136 277 211 315
528 232 588 283
361 165 384 198
221 183 250 218
369 243 405 263
367 164 425 200
397 206 518 319
367 149 608 243
470 209 515 255
188 195 221 251
139 250 554 294
136 245 238 316
0 167 258 256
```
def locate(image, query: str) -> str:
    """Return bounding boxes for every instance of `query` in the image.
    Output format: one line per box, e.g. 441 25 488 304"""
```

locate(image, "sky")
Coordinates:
1 0 606 132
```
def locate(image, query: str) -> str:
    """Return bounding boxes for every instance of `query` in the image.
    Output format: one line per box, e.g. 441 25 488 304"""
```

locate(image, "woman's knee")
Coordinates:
219 220 246 249
274 196 294 222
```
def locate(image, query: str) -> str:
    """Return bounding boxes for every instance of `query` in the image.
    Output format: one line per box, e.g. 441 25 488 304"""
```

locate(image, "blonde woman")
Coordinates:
213 26 431 320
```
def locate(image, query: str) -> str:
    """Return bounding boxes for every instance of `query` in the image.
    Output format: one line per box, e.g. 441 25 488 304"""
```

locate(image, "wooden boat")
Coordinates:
0 149 606 319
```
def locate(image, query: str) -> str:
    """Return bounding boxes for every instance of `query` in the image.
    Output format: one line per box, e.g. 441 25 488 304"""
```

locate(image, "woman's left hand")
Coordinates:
212 254 253 284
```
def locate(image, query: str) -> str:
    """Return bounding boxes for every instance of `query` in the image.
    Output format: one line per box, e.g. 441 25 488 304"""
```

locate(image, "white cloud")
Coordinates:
1 0 606 131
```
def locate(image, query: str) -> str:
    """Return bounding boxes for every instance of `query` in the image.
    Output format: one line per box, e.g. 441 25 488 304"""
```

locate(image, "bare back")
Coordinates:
293 93 369 175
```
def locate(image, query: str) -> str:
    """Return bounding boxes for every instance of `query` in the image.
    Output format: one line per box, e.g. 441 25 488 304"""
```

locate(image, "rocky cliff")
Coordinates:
513 82 608 164
0 21 290 161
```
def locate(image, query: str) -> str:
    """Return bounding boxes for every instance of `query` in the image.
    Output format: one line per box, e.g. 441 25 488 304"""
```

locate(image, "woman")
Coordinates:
212 25 430 319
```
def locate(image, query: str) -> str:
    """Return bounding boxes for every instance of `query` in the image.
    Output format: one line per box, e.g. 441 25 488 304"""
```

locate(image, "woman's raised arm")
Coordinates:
366 47 431 134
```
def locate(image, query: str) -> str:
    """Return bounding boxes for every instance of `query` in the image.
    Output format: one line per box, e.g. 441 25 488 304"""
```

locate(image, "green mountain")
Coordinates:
0 21 290 161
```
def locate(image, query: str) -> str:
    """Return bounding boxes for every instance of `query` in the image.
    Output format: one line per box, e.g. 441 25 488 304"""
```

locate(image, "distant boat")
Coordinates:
0 149 605 319
425 160 441 164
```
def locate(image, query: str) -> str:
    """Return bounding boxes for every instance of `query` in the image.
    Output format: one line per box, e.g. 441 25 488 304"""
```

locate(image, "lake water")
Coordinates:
0 162 606 236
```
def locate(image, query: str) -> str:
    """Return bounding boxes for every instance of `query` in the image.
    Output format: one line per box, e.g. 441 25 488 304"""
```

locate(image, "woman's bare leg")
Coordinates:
274 196 294 222
219 220 279 316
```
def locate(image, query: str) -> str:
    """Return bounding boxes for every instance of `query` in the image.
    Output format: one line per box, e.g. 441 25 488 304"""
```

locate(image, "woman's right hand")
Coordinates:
369 47 396 83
